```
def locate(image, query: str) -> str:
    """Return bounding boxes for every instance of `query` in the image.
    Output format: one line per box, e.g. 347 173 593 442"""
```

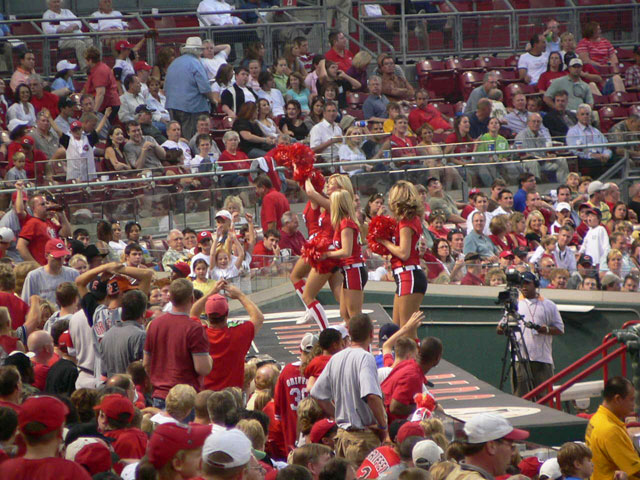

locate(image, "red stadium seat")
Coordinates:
346 92 369 108
428 102 455 119
618 48 634 61
416 60 456 100
475 56 507 71
503 83 527 107
459 71 483 100
598 106 627 133
629 104 640 117
445 57 479 72
608 92 639 106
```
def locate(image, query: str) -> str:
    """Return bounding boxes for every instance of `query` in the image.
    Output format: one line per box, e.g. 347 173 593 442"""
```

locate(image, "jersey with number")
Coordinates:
273 361 308 453
302 201 322 239
318 210 333 239
333 218 363 267
356 445 401 479
390 216 422 269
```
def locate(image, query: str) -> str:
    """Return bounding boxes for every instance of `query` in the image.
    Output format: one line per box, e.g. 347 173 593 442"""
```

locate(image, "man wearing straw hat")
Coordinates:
164 37 217 139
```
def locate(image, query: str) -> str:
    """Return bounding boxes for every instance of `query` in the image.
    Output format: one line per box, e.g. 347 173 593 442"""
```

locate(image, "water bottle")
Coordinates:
212 157 221 183
354 120 367 127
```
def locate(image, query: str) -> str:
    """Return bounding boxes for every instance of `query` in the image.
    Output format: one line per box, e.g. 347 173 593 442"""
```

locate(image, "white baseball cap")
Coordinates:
56 60 77 72
587 180 608 196
463 412 529 443
412 439 444 468
7 118 28 133
329 324 349 339
555 202 571 212
539 458 562 480
0 227 15 243
202 429 252 468
215 209 233 221
300 332 319 352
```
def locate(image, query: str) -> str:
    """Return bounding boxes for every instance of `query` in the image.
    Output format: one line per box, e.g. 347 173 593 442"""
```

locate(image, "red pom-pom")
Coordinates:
414 392 437 412
272 144 318 186
290 143 315 169
272 145 293 168
302 235 340 274
309 169 326 193
293 162 314 184
366 215 397 256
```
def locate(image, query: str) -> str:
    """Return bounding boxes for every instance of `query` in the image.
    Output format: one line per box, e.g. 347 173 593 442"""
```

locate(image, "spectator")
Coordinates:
362 75 389 122
118 74 145 123
310 100 343 160
622 274 639 292
463 212 499 260
28 75 59 118
305 55 324 97
201 39 231 82
21 239 78 304
460 252 484 286
474 117 510 186
44 319 77 395
579 208 610 267
221 66 258 119
280 100 310 141
408 89 452 134
464 72 498 115
231 102 273 158
386 115 418 168
54 95 76 135
84 46 120 122
544 58 593 111
42 0 93 71
624 46 640 92
146 76 171 129
124 120 166 170
256 100 280 141
544 19 561 53
27 329 55 390
9 50 35 91
505 93 530 135
197 0 244 27
346 51 372 93
162 229 191 272
7 84 36 126
567 104 613 175
518 34 549 86
162 120 193 167
543 90 577 143
251 229 280 270
273 57 290 94
218 130 251 188
585 180 612 223
90 0 128 35
136 104 167 145
258 71 286 118
379 55 414 102
143 279 212 408
279 212 306 256
59 116 106 182
515 113 568 183
285 72 311 114
513 172 537 212
317 60 361 109
79 93 110 139
443 116 475 182
95 393 147 460
338 125 367 176
609 114 640 162
576 22 620 74
425 177 465 224
488 88 507 125
467 98 491 139
538 52 566 93
134 60 152 98
325 31 353 72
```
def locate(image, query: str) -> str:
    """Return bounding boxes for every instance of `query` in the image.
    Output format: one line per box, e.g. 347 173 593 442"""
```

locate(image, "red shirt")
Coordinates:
273 362 308 453
31 91 59 118
251 241 275 269
204 321 255 390
261 188 290 233
461 271 484 285
143 311 210 399
262 148 284 191
18 217 62 265
389 134 418 164
489 234 516 252
302 201 322 238
85 62 120 110
428 226 450 240
408 105 452 133
0 457 92 480
0 292 29 329
263 400 287 461
391 216 422 269
445 132 474 154
279 229 306 256
422 252 445 281
7 143 46 179
461 204 475 219
381 358 425 422
318 210 334 238
104 427 148 460
324 48 354 72
576 37 616 65
219 149 252 172
333 218 363 267
357 445 401 479
304 354 331 379
0 335 18 355
537 71 566 92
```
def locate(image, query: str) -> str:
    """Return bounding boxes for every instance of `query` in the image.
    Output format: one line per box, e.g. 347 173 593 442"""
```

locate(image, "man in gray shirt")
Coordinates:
22 239 79 304
54 96 75 135
100 290 147 378
464 72 498 115
123 120 166 171
311 313 387 465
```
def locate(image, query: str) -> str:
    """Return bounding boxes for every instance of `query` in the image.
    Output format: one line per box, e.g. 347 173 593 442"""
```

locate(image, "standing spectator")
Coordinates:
515 113 568 183
379 55 414 102
84 46 120 123
161 229 191 272
464 72 498 115
42 0 93 71
279 212 306 256
60 118 105 182
544 19 561 53
408 89 451 134
164 37 215 139
221 66 257 118
21 240 78 304
44 320 78 395
543 90 577 143
518 34 549 86
27 330 55 390
143 279 212 408
544 58 593 111
54 96 76 135
311 314 387 465
51 60 76 93
579 208 610 267
513 172 537 212
17 196 71 265
566 104 612 175
576 22 620 74
310 101 342 160
325 31 353 72
9 50 35 92
118 75 145 123
255 175 290 233
28 75 60 118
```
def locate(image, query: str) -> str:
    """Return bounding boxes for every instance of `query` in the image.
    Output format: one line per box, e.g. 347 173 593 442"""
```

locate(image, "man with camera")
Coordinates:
497 271 564 397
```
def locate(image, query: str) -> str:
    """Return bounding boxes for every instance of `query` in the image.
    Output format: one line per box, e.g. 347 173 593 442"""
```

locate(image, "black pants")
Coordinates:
514 361 553 398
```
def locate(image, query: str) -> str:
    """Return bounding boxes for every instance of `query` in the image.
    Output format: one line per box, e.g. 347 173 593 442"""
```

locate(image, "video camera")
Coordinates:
496 268 524 316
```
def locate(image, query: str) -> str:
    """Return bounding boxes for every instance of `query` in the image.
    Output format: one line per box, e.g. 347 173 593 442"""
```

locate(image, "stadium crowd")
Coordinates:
0 0 639 479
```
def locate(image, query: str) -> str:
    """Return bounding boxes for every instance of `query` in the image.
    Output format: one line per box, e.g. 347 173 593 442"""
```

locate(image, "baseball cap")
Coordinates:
58 331 73 352
468 187 481 196
378 323 400 347
540 458 562 480
19 396 69 436
300 332 319 353
45 238 71 258
8 118 28 133
59 96 76 109
585 207 602 218
465 252 481 262
65 437 112 476
309 419 337 444
135 104 155 115
205 294 229 317
134 60 153 72
11 189 27 204
0 227 15 243
412 440 444 469
198 231 213 242
93 393 135 423
170 262 191 278
202 428 252 469
578 253 594 266
587 180 607 196
463 412 529 443
20 135 34 147
513 246 528 258
555 202 571 212
499 250 514 259
518 456 542 479
70 120 83 130
115 40 135 51
329 324 349 339
83 244 108 261
56 59 77 72
149 423 211 469
215 209 233 221
521 271 538 284
569 58 583 67
396 421 425 445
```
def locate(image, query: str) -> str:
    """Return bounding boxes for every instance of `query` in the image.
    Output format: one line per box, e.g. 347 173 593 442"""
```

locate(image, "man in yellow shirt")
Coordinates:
585 376 640 480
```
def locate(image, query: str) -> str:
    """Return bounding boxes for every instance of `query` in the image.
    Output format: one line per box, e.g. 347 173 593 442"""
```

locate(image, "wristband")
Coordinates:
378 425 388 430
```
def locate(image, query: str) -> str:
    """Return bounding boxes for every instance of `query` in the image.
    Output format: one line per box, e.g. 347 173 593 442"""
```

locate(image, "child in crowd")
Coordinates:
557 442 593 480
192 258 217 296
209 229 245 283
488 88 508 124
579 208 610 268
5 151 27 183
273 57 290 95
530 234 558 265
428 213 450 240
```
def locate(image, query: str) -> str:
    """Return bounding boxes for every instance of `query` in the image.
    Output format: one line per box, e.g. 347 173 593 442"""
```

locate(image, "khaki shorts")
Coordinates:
335 428 381 465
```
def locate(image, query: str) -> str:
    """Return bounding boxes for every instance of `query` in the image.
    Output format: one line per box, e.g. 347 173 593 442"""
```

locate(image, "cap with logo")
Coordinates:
134 60 153 72
309 419 337 444
396 421 425 445
135 104 155 115
56 60 77 72
65 437 112 476
20 135 34 147
499 250 514 259
378 323 400 347
300 332 319 353
115 40 135 52
70 120 83 130
198 231 213 242
45 238 71 258
568 58 583 67
170 262 191 278
412 439 444 469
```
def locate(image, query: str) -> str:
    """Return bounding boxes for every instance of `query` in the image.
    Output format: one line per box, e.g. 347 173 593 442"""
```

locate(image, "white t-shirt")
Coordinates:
518 52 549 85
201 51 229 82
162 139 192 164
90 10 127 31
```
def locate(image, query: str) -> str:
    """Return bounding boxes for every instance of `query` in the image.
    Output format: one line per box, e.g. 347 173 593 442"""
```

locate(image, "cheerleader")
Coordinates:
292 174 354 329
322 189 367 323
376 181 427 333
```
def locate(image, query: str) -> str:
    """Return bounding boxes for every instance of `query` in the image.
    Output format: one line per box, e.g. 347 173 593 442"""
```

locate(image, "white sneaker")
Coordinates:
296 310 313 325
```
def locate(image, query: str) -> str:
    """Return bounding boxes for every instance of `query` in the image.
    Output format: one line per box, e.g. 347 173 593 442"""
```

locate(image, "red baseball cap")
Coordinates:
148 423 211 469
45 239 71 258
58 331 73 352
20 135 34 147
499 250 514 259
115 40 135 52
170 262 191 278
134 60 152 72
19 396 69 436
309 419 336 444
93 393 135 422
396 421 425 445
66 437 113 476
70 120 82 130
11 189 27 203
205 294 229 317
519 457 542 478
198 231 213 242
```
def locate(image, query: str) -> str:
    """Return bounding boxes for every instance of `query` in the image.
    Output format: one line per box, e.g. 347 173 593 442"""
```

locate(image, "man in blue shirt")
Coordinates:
362 75 389 121
463 211 499 260
164 37 216 139
514 172 537 212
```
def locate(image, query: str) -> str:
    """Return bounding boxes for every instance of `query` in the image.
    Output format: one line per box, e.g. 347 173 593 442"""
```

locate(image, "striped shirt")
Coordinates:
575 38 615 65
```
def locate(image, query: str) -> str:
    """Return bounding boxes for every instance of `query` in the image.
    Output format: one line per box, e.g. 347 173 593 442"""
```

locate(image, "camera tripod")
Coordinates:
499 313 536 396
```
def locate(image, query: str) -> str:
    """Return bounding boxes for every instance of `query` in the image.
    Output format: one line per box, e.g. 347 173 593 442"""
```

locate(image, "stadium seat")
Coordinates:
345 108 364 121
346 92 369 109
429 102 455 118
617 48 634 61
416 60 456 100
493 69 519 84
608 92 639 106
629 104 640 117
598 106 627 133
503 82 528 106
445 57 479 72
459 71 483 100
475 56 507 71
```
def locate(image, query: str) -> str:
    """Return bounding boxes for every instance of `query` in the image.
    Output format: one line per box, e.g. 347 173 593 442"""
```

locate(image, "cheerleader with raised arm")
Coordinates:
375 181 427 334
322 189 367 324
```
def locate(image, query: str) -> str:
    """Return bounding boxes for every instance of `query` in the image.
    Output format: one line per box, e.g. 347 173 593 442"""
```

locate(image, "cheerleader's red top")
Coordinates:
333 218 364 267
302 201 322 238
391 216 422 270
318 210 334 238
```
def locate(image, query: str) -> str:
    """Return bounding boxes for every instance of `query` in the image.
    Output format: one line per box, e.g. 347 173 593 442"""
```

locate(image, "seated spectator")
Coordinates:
488 88 508 125
258 71 286 118
362 120 389 160
42 0 93 71
124 120 167 171
467 98 491 139
518 34 549 86
316 59 360 109
464 72 498 115
310 100 342 160
28 75 60 117
221 67 257 118
464 211 499 260
161 229 191 272
150 46 175 85
218 130 251 188
31 111 67 161
282 42 306 77
103 125 132 172
280 100 310 141
118 74 145 123
247 59 261 92
538 51 566 93
251 229 281 269
515 113 568 183
474 117 510 186
504 93 529 135
7 131 48 182
134 60 152 98
408 89 452 134
379 54 414 102
201 39 231 82
305 55 323 97
136 104 167 145
7 84 36 126
622 274 639 292
9 50 35 92
426 177 465 225
338 125 367 176
279 212 306 256
609 114 640 162
566 104 613 175
346 51 372 93
273 57 290 94
362 75 389 122
232 102 275 158
576 22 620 74
324 31 353 72
90 0 128 36
544 57 593 111
625 46 640 92
256 98 282 140
285 72 311 114
416 124 460 189
162 120 192 166
255 175 290 232
197 0 244 27
145 76 171 130
466 193 493 236
460 252 485 285
443 116 475 185
543 90 577 143
385 114 418 169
